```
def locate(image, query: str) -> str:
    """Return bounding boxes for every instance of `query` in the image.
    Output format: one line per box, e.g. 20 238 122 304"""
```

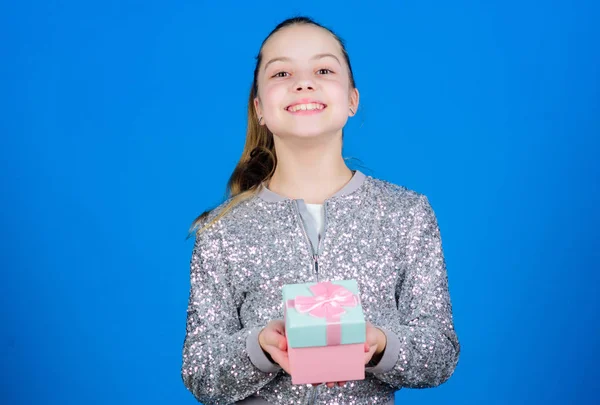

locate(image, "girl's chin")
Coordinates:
271 128 343 140
266 115 347 137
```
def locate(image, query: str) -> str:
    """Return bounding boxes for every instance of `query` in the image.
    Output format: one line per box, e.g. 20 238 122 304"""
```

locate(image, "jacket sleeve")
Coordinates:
181 225 280 404
365 194 461 389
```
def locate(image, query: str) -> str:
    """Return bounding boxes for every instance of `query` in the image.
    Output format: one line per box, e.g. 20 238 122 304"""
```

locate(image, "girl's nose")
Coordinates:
294 76 316 91
295 82 315 91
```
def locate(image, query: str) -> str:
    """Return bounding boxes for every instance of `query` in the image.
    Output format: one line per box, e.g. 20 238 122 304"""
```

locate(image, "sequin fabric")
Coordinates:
181 174 460 405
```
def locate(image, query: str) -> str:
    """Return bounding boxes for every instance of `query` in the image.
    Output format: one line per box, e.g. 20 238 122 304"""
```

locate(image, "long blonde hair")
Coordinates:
187 16 358 240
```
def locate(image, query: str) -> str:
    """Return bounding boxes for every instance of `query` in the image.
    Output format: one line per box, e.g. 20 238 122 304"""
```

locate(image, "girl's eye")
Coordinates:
272 69 333 78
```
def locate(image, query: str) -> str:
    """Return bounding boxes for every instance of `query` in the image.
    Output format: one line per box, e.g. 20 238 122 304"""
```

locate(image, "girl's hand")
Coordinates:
364 321 387 366
259 321 345 387
313 381 347 388
258 320 291 374
314 322 388 389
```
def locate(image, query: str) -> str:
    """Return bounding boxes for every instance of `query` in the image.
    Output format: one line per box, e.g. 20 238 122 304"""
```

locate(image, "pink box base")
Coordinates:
288 343 365 385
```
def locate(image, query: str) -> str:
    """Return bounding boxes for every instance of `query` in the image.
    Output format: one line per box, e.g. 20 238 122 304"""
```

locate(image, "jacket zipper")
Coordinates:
293 200 326 282
293 200 328 405
311 385 319 404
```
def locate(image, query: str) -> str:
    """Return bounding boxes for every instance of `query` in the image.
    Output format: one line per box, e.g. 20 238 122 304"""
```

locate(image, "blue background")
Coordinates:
1 1 598 404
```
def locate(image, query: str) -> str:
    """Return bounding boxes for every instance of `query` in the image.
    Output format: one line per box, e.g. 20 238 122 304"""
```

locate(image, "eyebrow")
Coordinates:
263 53 342 71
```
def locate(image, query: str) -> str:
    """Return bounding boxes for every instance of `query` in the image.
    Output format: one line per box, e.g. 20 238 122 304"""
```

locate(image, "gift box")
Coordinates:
283 279 366 385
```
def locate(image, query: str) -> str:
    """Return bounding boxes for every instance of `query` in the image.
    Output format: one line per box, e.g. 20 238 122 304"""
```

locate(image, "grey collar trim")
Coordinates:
256 170 367 203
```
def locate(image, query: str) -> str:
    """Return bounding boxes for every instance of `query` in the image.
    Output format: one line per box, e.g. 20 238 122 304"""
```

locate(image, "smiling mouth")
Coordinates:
285 103 327 112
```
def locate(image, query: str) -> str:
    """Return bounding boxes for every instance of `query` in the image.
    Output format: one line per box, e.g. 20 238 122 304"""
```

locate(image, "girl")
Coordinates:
181 16 460 405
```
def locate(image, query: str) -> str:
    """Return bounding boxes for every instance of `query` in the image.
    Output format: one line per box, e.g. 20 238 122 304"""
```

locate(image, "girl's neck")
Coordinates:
266 132 353 204
266 164 354 204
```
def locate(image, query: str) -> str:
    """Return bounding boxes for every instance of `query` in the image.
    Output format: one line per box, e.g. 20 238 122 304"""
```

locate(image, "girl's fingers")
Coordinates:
268 347 292 375
261 330 275 346
364 344 377 364
324 381 347 388
272 319 286 334
263 327 288 351
312 381 347 388
264 330 284 349
278 335 287 351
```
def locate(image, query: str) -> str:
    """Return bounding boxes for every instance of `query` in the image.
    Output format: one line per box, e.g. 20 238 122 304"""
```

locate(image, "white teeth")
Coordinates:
288 103 325 112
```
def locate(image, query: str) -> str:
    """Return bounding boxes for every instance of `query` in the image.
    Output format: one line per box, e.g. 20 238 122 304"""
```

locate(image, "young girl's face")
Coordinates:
255 24 359 141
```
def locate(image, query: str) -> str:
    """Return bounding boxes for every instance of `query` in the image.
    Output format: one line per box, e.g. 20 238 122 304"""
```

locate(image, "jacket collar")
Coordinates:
257 169 367 203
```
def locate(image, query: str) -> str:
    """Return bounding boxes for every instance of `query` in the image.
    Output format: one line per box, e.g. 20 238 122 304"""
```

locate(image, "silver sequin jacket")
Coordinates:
181 170 460 405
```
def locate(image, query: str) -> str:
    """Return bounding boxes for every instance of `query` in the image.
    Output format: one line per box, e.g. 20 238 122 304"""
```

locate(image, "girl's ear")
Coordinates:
254 97 262 119
349 88 359 116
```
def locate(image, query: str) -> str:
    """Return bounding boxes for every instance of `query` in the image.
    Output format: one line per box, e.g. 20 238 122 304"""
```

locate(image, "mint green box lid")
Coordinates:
283 279 366 349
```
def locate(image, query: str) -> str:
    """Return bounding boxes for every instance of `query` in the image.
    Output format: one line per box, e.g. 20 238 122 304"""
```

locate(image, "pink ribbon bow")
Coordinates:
288 281 358 346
